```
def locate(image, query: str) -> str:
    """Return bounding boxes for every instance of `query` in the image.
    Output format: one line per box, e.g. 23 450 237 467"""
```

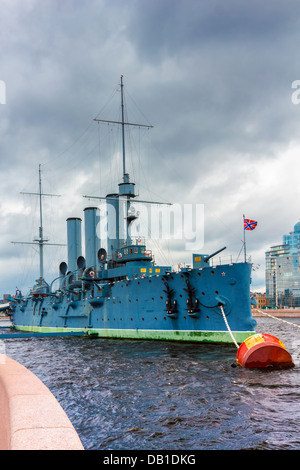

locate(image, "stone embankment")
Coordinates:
252 309 300 317
0 354 83 450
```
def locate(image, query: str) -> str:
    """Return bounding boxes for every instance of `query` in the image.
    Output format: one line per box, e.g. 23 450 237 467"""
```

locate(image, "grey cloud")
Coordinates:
1 0 300 295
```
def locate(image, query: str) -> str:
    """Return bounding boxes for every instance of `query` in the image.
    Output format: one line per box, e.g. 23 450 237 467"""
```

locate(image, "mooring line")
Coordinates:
220 305 239 349
256 309 300 329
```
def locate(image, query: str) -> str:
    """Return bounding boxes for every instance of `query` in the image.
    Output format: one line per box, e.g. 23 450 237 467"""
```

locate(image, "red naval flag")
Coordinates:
244 218 257 231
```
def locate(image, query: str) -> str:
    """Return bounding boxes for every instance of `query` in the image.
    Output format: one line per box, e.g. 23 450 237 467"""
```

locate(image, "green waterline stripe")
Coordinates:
13 325 255 344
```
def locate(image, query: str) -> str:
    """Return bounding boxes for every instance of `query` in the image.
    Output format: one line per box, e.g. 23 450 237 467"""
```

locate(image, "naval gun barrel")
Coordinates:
205 246 226 263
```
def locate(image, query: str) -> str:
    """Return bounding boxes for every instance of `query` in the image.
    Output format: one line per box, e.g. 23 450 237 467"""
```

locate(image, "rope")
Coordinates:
220 306 300 351
220 305 239 349
255 309 300 329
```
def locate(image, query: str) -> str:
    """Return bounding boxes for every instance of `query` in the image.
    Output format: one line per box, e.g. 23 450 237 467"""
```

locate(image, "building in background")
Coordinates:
266 222 300 307
251 292 268 309
0 294 9 304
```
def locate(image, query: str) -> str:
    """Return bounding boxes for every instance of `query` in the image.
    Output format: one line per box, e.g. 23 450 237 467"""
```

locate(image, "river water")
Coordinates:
1 317 300 450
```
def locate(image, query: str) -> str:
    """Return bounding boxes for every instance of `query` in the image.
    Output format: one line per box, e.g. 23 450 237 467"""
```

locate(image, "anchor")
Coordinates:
183 276 200 318
163 280 178 318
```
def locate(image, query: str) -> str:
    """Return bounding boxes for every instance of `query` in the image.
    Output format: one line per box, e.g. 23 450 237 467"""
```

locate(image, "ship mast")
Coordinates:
120 75 126 181
93 75 153 183
38 163 45 280
86 76 171 203
12 164 64 285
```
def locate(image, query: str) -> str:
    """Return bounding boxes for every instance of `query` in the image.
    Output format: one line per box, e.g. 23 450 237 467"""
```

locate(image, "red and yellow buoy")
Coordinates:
236 333 294 369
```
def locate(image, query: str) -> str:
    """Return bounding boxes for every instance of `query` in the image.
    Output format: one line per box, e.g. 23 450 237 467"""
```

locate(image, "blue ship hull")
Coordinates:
11 261 256 344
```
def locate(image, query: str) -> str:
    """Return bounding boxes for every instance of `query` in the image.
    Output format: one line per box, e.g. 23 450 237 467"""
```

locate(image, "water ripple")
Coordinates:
2 318 300 450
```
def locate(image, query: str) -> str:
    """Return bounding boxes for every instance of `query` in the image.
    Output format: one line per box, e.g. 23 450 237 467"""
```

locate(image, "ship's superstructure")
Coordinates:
10 77 257 343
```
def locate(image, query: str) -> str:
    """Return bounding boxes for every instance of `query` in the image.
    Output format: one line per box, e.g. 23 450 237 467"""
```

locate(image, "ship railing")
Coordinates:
119 237 146 247
208 255 251 267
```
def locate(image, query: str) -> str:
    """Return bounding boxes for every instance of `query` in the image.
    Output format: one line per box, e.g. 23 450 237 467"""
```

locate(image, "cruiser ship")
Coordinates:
9 77 257 343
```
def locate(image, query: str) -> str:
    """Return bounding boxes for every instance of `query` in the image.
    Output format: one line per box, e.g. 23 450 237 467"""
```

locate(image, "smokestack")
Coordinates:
66 217 82 273
84 207 100 269
106 194 119 259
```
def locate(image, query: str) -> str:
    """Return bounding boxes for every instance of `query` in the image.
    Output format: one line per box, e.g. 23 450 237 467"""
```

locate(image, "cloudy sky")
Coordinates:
1 0 300 297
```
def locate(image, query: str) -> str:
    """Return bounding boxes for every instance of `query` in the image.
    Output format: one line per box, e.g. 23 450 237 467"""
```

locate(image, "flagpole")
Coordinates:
243 214 247 263
243 216 257 263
